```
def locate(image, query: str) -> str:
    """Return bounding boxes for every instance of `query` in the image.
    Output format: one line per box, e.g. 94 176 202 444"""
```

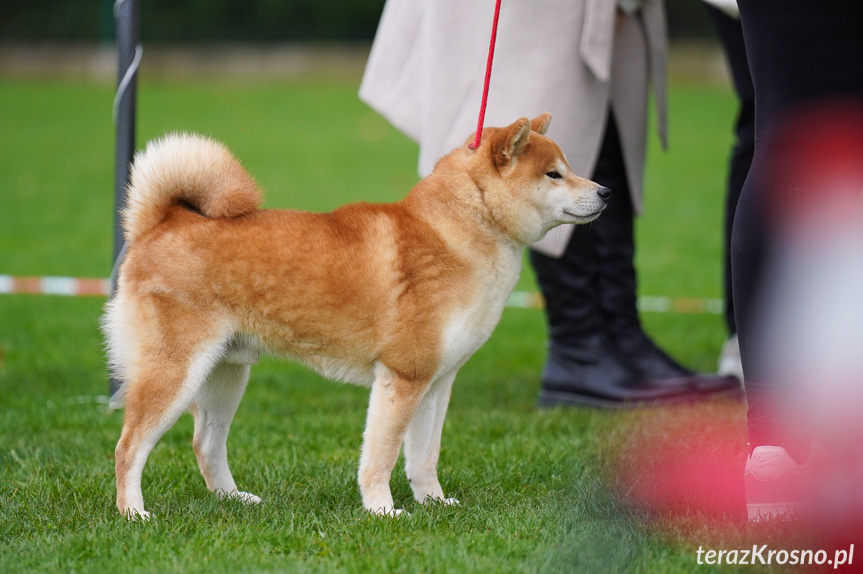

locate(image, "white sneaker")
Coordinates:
744 445 810 521
718 334 744 385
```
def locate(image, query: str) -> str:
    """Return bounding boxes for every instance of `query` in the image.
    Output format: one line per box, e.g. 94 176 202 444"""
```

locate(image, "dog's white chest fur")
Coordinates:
437 247 522 375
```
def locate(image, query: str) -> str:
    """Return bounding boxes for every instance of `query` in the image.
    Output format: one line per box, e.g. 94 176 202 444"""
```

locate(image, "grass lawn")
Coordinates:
0 76 816 572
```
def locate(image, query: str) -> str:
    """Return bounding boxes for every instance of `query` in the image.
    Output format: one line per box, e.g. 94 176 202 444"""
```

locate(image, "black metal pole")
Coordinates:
110 0 139 396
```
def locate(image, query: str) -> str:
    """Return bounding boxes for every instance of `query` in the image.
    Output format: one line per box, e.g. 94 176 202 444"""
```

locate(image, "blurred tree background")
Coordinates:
1 0 714 43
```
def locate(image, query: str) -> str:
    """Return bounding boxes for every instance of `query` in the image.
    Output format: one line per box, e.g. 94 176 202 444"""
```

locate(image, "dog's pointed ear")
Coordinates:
530 113 552 135
492 117 531 169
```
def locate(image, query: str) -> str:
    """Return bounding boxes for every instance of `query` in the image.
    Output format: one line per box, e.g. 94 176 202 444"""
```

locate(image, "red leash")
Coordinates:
468 0 502 150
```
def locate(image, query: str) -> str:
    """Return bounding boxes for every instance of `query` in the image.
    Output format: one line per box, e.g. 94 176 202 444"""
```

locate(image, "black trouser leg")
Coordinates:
705 4 754 336
589 113 640 345
735 0 863 452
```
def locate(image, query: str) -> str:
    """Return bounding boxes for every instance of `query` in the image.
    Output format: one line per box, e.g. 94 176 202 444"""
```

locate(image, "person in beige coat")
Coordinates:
360 0 739 407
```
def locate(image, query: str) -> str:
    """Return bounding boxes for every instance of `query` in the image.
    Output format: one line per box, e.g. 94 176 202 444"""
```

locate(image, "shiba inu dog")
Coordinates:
104 114 609 518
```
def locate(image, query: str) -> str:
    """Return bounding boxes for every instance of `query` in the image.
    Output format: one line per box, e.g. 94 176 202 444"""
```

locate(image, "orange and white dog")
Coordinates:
104 114 608 519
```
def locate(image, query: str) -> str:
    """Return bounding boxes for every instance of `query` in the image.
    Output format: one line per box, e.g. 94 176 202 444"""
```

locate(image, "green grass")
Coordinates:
0 77 814 572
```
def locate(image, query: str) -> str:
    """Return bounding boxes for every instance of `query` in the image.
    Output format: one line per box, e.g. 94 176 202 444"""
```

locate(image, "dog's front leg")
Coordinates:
358 364 427 516
403 370 458 505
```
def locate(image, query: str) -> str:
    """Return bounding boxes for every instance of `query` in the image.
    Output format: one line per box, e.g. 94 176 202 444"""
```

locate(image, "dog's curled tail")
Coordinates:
123 133 262 243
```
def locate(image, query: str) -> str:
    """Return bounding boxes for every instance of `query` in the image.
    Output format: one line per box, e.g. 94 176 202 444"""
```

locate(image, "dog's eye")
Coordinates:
546 171 562 180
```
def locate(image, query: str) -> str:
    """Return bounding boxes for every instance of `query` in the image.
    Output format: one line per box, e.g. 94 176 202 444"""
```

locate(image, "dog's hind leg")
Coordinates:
403 370 459 505
190 360 261 505
115 327 228 520
358 363 429 516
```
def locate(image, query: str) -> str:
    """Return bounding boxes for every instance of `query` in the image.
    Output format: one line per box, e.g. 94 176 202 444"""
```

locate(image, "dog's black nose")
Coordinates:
596 186 611 201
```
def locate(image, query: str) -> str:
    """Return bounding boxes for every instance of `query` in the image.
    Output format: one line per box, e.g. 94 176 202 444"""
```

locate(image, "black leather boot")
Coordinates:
530 220 703 408
590 114 742 397
537 335 704 408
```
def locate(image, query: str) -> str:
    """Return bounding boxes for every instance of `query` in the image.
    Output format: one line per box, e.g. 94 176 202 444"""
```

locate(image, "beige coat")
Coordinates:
360 0 667 255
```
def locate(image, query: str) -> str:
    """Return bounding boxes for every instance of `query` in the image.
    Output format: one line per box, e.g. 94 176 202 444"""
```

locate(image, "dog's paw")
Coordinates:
233 491 262 505
217 489 262 505
419 494 460 506
369 506 409 518
123 508 151 522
